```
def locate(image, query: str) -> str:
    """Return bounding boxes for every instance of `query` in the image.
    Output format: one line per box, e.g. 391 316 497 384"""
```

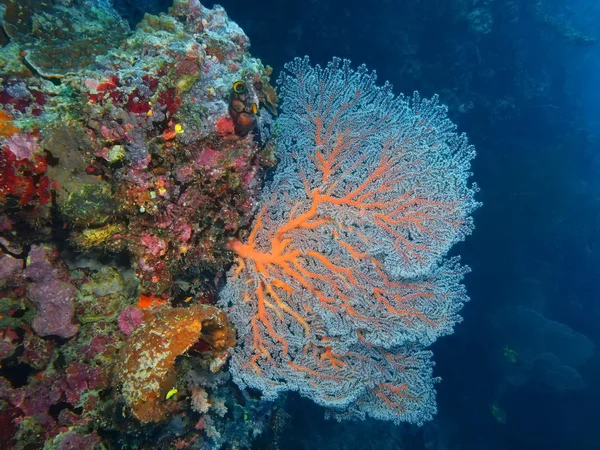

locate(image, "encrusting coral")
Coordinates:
1 1 280 446
1 0 278 295
114 304 235 423
24 245 79 338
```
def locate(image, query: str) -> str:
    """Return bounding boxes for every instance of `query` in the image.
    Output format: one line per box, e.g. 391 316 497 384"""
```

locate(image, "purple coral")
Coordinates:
6 133 38 160
0 252 22 284
24 245 79 338
118 306 143 336
0 362 108 443
54 431 102 450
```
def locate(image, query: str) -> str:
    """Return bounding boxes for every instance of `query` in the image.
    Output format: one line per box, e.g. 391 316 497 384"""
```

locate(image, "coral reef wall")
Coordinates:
0 0 282 448
1 0 279 296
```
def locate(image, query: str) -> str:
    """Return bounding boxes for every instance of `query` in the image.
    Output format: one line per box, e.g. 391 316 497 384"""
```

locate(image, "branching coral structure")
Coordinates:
220 57 480 424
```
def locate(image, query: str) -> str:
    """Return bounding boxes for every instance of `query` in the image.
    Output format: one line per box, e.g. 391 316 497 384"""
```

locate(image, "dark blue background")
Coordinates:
114 1 600 448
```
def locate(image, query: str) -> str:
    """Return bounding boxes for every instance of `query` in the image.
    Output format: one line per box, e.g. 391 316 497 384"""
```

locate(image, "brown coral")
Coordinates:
114 304 235 423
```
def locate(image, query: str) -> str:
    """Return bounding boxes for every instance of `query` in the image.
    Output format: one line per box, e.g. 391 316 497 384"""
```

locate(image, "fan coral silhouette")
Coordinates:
220 57 479 424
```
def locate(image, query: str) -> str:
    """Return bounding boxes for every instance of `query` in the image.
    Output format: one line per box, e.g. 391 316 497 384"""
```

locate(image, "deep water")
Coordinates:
7 0 600 448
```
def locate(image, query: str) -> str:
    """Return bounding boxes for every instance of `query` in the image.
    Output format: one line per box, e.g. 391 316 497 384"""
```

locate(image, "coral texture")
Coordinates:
1 0 277 296
220 57 479 424
117 305 143 335
0 0 280 446
24 245 79 338
115 304 235 423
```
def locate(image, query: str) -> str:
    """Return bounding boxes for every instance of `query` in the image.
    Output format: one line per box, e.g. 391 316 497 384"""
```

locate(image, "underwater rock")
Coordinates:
1 0 129 78
23 0 278 295
21 331 54 370
0 360 108 446
41 124 117 227
0 328 18 360
46 430 103 450
0 252 21 286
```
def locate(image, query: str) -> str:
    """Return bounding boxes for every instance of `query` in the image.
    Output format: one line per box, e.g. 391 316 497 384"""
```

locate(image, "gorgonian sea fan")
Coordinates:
219 57 480 424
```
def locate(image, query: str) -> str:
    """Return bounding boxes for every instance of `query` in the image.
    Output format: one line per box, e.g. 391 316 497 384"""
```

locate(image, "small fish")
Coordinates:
503 345 518 364
184 296 193 303
166 387 178 400
490 403 507 424
232 80 246 94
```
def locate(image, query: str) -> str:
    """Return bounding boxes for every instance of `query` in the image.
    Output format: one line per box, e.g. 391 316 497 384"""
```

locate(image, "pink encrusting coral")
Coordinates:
220 58 480 424
57 0 279 295
24 245 79 339
117 306 144 336
0 361 108 439
6 133 38 160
